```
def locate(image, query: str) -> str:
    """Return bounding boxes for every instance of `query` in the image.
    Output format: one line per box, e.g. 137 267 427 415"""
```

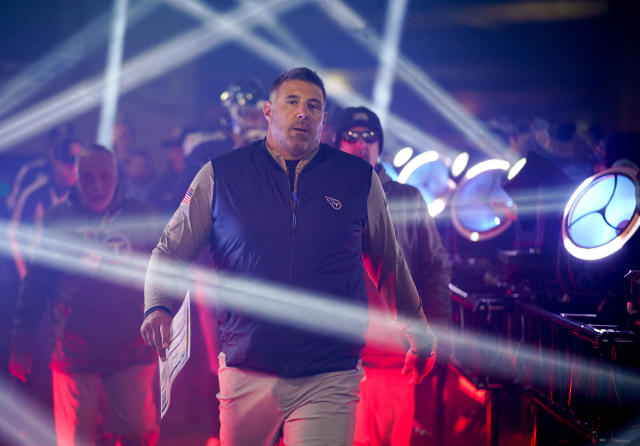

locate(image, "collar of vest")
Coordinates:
261 139 332 175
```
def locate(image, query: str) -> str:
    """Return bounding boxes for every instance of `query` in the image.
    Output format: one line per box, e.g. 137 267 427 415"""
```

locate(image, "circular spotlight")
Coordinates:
465 159 510 180
397 151 439 183
393 147 414 168
562 166 640 261
397 151 454 213
450 159 514 241
451 152 469 178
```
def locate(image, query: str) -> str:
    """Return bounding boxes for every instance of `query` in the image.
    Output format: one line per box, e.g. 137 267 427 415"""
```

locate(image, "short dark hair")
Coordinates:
77 143 116 165
269 67 326 101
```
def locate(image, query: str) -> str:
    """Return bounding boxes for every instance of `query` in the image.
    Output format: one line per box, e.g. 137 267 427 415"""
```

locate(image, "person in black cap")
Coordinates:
333 106 384 165
4 127 84 443
7 129 84 279
335 106 451 446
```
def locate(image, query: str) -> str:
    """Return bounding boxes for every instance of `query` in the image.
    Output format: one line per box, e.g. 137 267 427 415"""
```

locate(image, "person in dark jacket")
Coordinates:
141 67 436 446
10 144 160 446
335 106 451 446
7 132 84 280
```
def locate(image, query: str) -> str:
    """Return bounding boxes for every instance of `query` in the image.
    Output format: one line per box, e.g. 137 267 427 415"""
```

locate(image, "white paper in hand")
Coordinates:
159 291 191 418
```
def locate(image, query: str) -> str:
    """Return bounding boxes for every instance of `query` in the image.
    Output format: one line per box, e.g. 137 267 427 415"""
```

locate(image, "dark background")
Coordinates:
1 0 638 162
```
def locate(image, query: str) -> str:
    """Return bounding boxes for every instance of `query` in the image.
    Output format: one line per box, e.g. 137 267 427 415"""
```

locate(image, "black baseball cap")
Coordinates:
52 138 84 163
333 106 384 154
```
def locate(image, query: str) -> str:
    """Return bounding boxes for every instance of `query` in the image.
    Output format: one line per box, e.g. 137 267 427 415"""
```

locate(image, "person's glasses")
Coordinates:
341 130 379 144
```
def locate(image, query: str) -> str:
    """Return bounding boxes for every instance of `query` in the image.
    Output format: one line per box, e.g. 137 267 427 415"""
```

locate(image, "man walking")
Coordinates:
335 106 451 446
11 144 160 446
141 67 436 446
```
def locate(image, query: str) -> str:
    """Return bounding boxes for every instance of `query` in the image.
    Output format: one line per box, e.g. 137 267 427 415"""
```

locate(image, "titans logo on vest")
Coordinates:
325 195 342 211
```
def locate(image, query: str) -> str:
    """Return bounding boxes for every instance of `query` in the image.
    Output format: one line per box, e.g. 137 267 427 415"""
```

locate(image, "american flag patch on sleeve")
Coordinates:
182 186 195 205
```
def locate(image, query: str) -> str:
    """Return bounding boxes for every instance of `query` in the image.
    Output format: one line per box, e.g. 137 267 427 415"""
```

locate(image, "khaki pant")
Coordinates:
217 352 362 446
52 363 159 446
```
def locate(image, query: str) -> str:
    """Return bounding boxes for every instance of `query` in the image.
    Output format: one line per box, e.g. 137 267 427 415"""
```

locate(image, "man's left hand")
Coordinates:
401 348 436 385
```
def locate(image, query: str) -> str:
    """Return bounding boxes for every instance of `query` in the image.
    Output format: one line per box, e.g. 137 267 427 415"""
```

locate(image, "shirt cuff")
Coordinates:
143 306 172 319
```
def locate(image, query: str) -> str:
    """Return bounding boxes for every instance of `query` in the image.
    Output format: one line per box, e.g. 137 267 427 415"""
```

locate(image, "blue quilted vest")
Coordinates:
210 140 372 376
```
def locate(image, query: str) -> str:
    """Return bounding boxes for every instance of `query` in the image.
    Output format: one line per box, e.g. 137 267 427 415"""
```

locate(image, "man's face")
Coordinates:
263 79 326 159
76 151 118 213
338 125 380 168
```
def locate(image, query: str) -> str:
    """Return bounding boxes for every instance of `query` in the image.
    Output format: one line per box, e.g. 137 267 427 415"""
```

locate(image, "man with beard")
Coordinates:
141 68 436 446
11 144 160 446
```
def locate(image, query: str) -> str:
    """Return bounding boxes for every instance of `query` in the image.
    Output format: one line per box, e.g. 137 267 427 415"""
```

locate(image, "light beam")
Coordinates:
97 0 129 148
317 0 512 161
0 0 311 152
2 217 640 443
0 0 156 119
372 0 409 125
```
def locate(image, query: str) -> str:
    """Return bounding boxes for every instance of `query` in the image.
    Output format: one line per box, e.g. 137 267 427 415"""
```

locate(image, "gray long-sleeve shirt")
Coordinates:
144 144 435 357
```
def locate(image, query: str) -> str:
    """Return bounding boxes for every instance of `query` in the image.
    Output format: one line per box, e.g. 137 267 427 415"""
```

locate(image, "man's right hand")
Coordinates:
9 350 32 383
140 310 172 361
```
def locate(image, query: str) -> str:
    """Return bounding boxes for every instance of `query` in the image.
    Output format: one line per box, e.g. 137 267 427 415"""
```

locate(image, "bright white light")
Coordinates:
372 0 409 124
562 167 640 261
237 0 319 67
323 83 456 159
0 0 454 163
428 198 446 217
0 1 156 119
382 114 455 158
323 71 352 96
170 0 451 160
97 0 129 148
501 185 575 217
398 56 510 160
4 216 640 426
563 233 629 262
397 150 439 183
0 218 422 354
451 152 469 178
318 0 512 162
465 159 510 180
0 378 59 445
0 0 310 152
165 0 319 71
507 157 527 181
162 0 446 161
450 158 513 242
393 146 414 168
494 216 501 225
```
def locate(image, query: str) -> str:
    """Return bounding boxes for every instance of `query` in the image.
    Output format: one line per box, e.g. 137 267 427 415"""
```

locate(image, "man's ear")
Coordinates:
263 101 272 123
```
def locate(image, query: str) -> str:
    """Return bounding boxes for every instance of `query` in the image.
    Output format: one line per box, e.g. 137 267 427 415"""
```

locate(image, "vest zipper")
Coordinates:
289 167 301 283
291 192 298 231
